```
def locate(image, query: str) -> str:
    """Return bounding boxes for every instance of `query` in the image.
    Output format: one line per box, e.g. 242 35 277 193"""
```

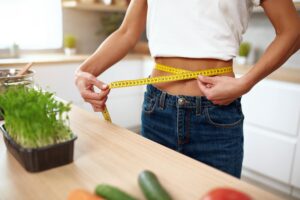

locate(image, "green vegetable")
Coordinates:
0 86 72 148
138 170 172 200
95 184 138 200
239 42 251 57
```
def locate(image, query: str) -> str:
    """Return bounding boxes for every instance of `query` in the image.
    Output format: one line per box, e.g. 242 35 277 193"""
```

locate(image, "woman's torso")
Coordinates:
146 0 259 96
151 57 234 96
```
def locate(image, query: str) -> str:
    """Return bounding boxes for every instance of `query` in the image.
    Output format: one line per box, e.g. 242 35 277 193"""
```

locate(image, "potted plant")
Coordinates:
236 42 251 65
64 34 77 56
0 86 77 172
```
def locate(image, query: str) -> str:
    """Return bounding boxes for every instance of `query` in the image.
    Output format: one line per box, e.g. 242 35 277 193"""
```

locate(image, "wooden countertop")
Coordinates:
234 64 300 84
0 54 89 66
0 105 284 200
0 53 149 67
0 42 150 67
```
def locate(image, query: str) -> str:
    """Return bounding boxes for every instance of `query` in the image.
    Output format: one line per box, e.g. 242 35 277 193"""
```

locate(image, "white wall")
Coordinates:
63 9 105 54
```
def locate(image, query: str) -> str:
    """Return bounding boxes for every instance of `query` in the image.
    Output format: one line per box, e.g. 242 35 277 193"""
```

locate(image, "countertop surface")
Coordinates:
233 64 300 84
0 104 283 200
0 53 148 66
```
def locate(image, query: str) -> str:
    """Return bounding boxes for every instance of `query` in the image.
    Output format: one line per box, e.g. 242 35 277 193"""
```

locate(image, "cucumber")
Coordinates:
95 184 138 200
138 170 172 200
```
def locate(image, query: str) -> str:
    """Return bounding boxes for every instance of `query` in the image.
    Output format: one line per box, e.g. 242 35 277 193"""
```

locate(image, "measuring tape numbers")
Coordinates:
102 63 233 122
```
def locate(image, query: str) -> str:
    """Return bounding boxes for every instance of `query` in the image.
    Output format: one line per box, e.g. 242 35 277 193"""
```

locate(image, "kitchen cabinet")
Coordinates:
33 63 83 105
31 56 147 130
81 57 145 129
242 80 300 137
291 134 300 189
241 78 300 197
243 125 296 183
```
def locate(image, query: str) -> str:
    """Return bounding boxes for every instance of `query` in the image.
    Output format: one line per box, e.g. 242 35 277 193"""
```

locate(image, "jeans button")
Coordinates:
178 98 185 106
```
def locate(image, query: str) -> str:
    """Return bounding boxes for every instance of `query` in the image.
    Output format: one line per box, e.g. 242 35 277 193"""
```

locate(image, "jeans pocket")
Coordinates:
205 99 244 128
142 92 157 114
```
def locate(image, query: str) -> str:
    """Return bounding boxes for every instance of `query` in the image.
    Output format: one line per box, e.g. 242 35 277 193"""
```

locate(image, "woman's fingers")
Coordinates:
91 77 109 91
75 71 111 112
197 78 215 100
86 97 108 107
77 75 110 100
197 76 239 105
81 84 110 100
83 88 110 112
197 78 209 93
76 71 109 92
83 72 108 91
90 98 108 112
198 75 216 84
91 104 103 112
81 89 101 100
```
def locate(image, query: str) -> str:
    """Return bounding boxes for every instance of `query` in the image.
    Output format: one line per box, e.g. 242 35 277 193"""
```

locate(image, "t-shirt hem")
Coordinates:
149 44 237 61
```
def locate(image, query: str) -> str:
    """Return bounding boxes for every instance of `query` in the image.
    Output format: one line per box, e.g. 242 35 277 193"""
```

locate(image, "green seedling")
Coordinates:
0 86 72 148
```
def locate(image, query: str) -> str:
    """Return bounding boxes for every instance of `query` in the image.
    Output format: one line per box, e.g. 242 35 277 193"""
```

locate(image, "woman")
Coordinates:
75 0 300 178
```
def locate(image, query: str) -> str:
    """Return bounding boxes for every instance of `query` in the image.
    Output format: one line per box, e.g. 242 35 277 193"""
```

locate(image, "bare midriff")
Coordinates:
151 57 234 96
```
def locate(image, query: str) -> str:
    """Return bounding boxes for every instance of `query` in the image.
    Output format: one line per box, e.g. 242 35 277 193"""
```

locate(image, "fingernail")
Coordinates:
102 84 108 89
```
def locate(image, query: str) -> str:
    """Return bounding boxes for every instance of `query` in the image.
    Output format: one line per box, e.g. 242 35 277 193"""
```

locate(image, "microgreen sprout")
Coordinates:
0 86 73 148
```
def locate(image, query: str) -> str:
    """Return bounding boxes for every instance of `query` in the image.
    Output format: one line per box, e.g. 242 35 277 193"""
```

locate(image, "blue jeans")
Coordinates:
141 84 244 178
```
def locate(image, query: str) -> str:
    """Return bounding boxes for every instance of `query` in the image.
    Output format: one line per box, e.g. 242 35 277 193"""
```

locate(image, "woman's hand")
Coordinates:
72 0 147 112
75 70 110 112
197 75 250 105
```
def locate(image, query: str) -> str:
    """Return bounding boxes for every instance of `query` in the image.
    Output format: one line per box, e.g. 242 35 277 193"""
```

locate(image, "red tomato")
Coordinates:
201 188 252 200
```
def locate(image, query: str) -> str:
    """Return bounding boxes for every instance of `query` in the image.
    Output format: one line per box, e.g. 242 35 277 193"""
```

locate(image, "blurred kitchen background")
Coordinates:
0 0 300 199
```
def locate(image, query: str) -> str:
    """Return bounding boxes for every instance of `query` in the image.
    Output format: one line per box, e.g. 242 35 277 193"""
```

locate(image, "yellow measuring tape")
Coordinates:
102 63 233 122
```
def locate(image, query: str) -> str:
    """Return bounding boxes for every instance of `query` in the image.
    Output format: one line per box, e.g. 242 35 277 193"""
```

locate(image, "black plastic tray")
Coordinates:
0 124 77 173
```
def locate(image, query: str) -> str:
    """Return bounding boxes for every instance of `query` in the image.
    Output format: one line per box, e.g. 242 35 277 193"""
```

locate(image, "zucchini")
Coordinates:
95 184 138 200
138 170 172 200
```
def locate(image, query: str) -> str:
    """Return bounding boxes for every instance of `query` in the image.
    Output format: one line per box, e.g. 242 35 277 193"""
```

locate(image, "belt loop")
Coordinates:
159 91 167 110
196 97 201 116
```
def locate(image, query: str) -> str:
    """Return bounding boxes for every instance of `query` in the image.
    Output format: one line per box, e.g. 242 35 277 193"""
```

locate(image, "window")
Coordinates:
0 0 62 50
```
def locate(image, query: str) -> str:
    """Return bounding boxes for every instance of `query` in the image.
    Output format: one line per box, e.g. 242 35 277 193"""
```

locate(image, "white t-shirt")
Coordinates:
146 0 261 60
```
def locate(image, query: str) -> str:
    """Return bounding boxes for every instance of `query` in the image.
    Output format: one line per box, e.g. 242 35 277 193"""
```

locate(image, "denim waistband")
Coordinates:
146 84 215 107
146 84 241 111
